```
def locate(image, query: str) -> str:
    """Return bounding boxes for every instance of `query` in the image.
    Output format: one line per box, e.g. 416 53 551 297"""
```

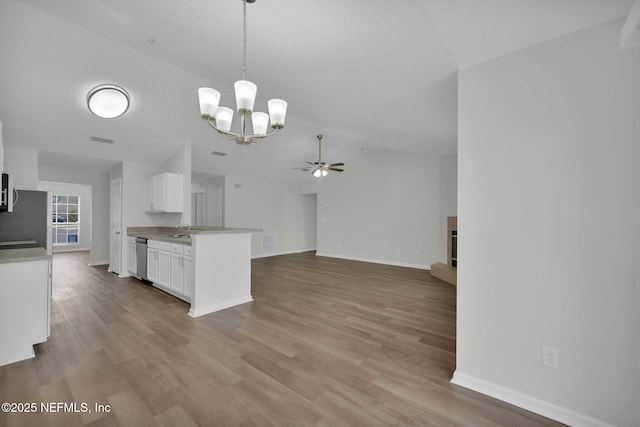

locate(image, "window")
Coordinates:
52 195 80 245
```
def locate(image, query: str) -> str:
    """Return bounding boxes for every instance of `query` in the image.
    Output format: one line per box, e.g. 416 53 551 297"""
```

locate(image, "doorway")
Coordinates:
297 193 317 252
191 190 205 226
206 187 222 227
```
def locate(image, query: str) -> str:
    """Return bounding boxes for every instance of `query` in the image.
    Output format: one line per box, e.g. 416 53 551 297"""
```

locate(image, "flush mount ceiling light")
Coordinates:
198 0 287 145
87 84 130 119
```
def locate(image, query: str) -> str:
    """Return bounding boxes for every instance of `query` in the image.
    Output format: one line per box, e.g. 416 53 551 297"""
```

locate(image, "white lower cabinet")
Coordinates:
147 240 159 283
171 250 184 295
170 243 192 301
146 239 192 302
157 242 171 288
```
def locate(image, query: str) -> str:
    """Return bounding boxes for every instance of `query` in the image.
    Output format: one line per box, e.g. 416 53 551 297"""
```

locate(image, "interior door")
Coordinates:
191 191 205 226
206 187 222 227
109 178 122 274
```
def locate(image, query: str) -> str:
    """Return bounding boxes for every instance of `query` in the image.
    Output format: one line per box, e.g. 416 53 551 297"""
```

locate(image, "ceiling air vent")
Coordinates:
90 136 114 144
211 151 227 156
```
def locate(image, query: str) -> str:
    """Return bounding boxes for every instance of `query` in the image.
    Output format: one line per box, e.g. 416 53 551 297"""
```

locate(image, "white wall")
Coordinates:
224 175 299 257
299 150 457 269
217 151 457 265
38 167 110 265
3 146 37 190
456 18 639 427
119 161 160 274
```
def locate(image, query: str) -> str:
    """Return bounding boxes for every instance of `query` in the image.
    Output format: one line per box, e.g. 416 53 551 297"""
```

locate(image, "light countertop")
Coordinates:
0 241 51 264
126 226 261 245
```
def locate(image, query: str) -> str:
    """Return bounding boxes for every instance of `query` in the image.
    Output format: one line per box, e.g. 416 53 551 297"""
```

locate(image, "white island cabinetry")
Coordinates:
189 232 252 318
147 239 192 302
147 240 159 283
0 257 50 367
157 241 171 289
170 243 192 299
128 226 256 318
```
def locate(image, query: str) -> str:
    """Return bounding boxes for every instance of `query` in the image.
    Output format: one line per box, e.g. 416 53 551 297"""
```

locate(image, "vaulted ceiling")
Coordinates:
0 0 635 182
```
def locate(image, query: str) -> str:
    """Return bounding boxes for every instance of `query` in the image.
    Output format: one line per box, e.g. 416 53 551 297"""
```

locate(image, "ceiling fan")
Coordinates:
293 134 344 178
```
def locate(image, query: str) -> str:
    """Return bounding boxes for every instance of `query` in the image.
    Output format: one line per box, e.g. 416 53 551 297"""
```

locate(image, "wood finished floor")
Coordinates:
0 251 563 427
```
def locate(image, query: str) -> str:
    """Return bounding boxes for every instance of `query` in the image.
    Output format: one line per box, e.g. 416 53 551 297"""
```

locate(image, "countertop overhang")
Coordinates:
127 226 261 244
0 241 51 264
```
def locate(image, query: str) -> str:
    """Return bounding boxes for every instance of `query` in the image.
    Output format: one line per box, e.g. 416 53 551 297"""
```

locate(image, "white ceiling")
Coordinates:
0 0 635 182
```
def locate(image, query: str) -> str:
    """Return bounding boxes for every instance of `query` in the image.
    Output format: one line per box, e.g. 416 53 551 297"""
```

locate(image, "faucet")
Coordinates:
176 224 191 233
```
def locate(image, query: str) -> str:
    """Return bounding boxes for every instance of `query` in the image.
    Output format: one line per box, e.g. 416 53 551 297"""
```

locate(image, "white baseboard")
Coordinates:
296 247 317 253
451 371 616 427
251 248 315 259
315 252 430 270
252 250 296 259
188 295 253 318
0 345 35 368
88 259 109 267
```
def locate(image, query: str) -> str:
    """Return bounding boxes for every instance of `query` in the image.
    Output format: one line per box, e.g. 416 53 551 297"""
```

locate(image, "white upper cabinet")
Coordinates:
144 173 183 213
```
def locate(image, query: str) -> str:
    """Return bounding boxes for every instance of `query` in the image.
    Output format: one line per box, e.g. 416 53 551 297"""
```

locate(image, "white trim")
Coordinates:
251 248 315 259
0 346 35 368
251 250 431 270
188 295 253 318
88 259 109 267
297 247 317 253
451 371 616 427
315 252 430 270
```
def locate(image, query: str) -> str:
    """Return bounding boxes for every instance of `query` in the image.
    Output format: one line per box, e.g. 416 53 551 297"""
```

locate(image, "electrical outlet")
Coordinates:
542 346 559 368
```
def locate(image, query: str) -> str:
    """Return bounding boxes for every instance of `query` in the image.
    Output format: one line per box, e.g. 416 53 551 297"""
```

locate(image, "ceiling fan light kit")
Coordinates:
313 168 328 178
198 0 287 145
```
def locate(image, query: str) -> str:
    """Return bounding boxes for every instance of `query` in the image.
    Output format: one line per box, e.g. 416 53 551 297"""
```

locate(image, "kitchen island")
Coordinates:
0 241 52 366
127 227 259 318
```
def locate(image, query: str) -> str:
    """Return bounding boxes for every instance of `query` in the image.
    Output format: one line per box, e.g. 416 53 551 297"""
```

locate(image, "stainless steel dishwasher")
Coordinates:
135 237 149 281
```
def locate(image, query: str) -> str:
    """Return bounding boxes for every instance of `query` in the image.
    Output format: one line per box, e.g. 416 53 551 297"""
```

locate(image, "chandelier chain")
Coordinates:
242 0 247 80
197 0 287 145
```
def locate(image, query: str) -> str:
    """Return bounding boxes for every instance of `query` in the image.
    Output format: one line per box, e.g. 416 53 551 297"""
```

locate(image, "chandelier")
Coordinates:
198 0 287 145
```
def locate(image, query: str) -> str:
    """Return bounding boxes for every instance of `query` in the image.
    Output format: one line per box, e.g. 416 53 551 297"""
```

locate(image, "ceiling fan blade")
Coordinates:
328 168 344 172
329 162 344 167
292 167 311 171
305 162 316 166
